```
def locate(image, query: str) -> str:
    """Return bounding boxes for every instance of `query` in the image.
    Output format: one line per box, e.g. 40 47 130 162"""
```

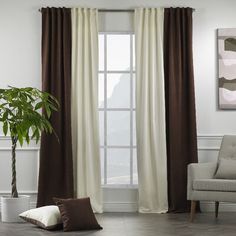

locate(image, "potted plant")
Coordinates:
0 87 59 222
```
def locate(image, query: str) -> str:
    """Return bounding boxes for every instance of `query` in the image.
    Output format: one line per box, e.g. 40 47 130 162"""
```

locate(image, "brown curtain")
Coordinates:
37 7 74 207
164 7 198 213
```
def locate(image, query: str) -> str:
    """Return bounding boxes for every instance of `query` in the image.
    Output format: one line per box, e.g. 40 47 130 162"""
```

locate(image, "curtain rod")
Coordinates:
38 8 196 13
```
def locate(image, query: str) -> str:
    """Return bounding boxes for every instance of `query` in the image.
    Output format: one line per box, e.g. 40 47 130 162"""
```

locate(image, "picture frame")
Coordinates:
218 28 236 109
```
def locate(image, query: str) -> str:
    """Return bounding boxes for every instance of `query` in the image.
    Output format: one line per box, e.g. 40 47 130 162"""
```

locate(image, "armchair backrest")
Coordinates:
218 135 236 161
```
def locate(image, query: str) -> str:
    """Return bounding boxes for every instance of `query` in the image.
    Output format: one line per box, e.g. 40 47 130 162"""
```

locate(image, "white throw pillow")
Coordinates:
19 205 62 230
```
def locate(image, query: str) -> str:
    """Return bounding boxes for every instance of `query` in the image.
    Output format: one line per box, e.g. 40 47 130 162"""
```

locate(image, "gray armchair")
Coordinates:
188 135 236 222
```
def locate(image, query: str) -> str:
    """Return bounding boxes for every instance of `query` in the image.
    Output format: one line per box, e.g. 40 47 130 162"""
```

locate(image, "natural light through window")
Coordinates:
98 33 137 186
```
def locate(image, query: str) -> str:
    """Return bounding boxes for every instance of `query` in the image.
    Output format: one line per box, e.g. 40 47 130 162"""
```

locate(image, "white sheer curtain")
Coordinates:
135 8 168 213
71 8 102 213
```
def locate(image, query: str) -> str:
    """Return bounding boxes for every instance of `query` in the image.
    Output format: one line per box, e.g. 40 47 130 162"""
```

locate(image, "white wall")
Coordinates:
1 0 236 212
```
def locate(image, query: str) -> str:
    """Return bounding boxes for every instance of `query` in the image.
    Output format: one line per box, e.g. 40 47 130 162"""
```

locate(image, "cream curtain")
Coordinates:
71 8 102 213
135 8 168 213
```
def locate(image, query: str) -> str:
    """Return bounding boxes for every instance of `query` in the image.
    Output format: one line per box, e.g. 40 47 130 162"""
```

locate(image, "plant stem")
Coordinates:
11 136 18 198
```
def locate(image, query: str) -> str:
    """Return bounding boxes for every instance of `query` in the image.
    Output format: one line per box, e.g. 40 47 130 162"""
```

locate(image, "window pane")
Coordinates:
99 35 104 71
99 73 104 108
133 149 138 184
107 111 130 146
107 35 130 71
132 74 136 109
100 148 104 184
107 73 130 108
99 111 104 146
132 34 135 71
107 149 130 184
133 113 136 146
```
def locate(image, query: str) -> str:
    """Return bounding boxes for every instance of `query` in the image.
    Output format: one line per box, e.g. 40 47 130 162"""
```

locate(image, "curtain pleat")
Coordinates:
135 8 168 213
37 7 74 207
164 7 198 212
71 8 102 213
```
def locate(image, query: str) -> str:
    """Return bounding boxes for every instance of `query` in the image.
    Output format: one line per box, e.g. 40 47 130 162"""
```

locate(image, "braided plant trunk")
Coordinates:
11 136 18 198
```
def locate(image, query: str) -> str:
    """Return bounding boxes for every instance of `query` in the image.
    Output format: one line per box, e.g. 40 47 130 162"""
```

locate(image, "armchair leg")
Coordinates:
190 200 197 222
215 201 219 218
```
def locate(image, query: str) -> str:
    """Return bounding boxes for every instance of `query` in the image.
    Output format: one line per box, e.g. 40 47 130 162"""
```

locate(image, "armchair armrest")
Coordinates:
187 162 217 200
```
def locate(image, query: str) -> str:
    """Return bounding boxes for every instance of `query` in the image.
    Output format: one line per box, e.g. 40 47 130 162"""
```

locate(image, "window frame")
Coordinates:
99 32 137 188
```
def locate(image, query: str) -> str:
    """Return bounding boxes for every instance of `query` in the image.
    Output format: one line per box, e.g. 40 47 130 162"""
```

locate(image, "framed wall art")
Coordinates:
218 28 236 109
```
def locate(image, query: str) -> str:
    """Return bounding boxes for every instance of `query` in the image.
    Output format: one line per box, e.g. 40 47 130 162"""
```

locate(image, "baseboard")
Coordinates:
103 202 138 212
0 201 138 213
103 201 236 213
200 202 236 212
1 201 236 213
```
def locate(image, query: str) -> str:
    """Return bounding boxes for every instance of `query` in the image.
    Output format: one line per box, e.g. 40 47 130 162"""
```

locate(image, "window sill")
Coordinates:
102 184 138 189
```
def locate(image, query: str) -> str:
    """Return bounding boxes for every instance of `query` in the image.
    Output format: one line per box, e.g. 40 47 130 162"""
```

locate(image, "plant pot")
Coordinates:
1 195 30 222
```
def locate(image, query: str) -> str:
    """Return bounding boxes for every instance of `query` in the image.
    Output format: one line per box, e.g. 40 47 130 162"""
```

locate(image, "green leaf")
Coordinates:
3 121 8 136
45 104 51 118
35 102 43 110
3 110 8 120
48 103 58 111
25 132 30 144
17 131 23 146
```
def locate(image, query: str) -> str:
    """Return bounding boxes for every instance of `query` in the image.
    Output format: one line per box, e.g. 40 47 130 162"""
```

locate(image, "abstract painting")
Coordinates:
218 28 236 109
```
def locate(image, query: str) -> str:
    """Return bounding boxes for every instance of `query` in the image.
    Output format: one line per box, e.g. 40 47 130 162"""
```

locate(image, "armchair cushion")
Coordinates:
214 159 236 179
188 162 217 180
193 179 236 192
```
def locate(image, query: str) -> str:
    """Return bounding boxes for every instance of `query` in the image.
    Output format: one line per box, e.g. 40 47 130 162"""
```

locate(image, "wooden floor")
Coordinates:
1 212 236 236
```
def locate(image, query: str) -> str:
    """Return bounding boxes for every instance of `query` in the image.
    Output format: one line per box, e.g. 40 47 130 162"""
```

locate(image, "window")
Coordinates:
99 33 137 186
